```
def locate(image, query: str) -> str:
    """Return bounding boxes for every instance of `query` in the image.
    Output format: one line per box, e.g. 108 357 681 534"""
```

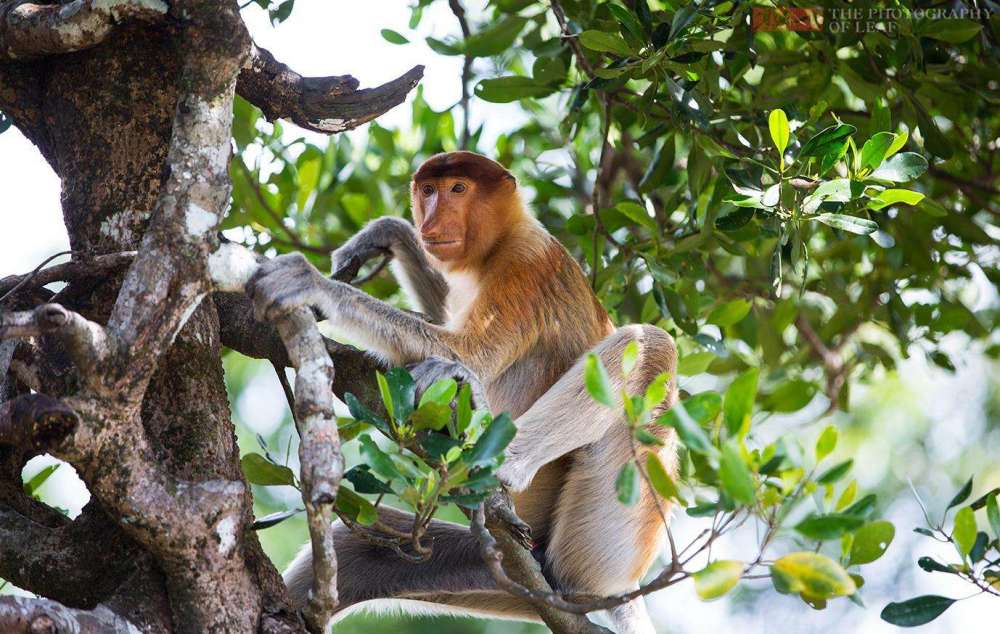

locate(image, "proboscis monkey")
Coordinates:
248 151 678 633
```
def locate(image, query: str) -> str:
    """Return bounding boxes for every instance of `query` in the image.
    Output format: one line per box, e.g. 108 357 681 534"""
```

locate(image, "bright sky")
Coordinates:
0 3 995 632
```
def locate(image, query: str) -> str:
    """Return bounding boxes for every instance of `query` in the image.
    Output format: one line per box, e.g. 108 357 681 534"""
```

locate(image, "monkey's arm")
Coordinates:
331 217 449 324
250 253 504 370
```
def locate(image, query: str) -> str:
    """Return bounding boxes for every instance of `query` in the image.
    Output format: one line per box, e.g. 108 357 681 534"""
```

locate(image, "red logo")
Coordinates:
753 7 824 32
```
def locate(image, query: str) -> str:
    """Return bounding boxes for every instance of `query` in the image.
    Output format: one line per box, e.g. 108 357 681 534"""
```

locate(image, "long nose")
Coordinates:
420 206 446 239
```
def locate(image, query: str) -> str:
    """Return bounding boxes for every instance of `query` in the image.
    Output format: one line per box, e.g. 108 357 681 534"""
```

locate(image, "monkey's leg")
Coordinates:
498 325 677 634
283 506 542 624
496 324 677 492
330 216 449 324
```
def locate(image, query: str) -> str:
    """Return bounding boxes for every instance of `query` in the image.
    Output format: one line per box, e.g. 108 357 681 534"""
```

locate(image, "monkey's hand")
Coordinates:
484 488 533 552
247 252 331 322
407 355 489 410
330 217 412 282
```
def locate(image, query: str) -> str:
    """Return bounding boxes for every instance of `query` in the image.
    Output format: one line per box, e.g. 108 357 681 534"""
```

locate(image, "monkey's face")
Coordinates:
413 176 477 262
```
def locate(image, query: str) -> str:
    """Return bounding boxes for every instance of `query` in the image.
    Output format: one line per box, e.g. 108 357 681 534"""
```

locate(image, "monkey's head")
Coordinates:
411 151 521 266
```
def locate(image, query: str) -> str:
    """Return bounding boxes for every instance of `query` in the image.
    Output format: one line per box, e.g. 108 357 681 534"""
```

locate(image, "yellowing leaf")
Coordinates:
769 109 790 167
772 552 856 598
694 560 743 600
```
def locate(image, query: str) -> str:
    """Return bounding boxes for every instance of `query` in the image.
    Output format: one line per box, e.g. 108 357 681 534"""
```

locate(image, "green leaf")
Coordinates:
859 132 895 173
762 379 817 412
646 453 684 504
870 152 927 183
817 459 853 485
426 36 462 56
849 520 895 565
815 425 838 461
464 17 527 57
456 383 473 435
616 462 640 506
643 372 671 412
616 201 657 231
418 378 458 408
970 531 989 562
986 493 1000 539
719 441 756 504
947 477 973 509
241 453 295 486
723 368 758 437
768 109 790 160
466 413 516 467
23 464 60 496
344 393 390 436
917 556 956 574
707 299 751 328
335 486 377 526
772 552 856 598
657 401 717 457
384 368 416 424
584 353 616 407
795 513 864 541
411 402 452 431
883 130 908 160
813 213 878 235
579 30 632 56
693 560 743 600
376 371 394 420
252 508 302 530
344 464 393 494
799 124 856 174
359 435 401 480
678 351 715 375
622 340 639 376
867 189 925 210
880 596 955 627
380 29 409 45
475 76 555 103
919 18 982 43
952 507 977 556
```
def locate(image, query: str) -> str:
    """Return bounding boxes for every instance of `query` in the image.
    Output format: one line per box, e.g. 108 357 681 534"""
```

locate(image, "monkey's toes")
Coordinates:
485 490 533 551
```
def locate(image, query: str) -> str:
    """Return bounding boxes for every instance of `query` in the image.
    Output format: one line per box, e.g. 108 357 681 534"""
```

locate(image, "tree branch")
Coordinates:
447 0 472 149
0 0 167 61
209 242 343 633
0 251 136 300
0 596 139 634
237 43 424 134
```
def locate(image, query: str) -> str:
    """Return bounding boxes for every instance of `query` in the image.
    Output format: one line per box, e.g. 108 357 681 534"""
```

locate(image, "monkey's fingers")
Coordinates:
331 246 391 283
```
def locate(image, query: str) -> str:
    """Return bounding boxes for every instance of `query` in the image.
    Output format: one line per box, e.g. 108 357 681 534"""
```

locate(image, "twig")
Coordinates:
550 0 596 78
448 0 473 149
0 250 71 304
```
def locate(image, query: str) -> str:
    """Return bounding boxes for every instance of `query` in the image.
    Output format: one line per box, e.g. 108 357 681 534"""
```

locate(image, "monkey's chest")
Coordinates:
443 270 480 329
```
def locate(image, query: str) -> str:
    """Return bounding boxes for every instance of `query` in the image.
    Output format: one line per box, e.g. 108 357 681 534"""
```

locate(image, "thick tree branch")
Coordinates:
0 0 167 61
0 596 138 634
237 43 423 134
214 289 386 407
0 505 145 608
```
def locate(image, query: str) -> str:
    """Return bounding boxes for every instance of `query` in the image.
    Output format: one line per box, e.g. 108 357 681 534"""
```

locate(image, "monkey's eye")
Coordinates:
421 184 435 196
451 182 467 194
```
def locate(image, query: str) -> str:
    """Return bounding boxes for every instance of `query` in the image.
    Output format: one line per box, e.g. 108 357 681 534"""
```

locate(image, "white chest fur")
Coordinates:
444 270 480 329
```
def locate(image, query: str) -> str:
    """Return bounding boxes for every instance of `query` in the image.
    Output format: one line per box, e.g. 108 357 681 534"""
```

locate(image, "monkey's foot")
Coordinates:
484 489 533 551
